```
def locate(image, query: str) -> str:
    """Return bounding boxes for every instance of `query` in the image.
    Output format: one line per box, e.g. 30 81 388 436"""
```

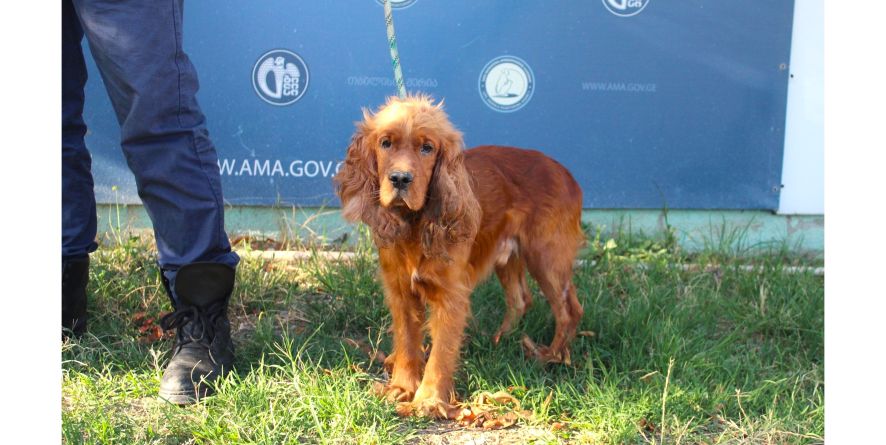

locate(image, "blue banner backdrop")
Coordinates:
82 0 795 209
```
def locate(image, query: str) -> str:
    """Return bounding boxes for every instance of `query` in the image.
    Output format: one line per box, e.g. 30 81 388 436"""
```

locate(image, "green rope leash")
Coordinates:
383 0 407 98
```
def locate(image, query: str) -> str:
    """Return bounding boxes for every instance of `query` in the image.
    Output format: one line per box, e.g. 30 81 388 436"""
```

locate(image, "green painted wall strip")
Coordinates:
96 205 823 254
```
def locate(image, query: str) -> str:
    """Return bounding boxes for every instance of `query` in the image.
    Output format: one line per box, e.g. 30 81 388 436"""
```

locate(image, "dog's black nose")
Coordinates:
388 171 413 190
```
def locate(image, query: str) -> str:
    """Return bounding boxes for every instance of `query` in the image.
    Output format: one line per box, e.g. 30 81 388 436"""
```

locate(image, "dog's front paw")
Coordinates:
382 383 416 403
395 397 460 419
372 380 418 403
372 369 421 403
395 384 460 418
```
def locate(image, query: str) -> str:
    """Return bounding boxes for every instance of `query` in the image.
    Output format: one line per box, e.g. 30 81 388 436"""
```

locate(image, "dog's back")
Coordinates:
464 145 583 228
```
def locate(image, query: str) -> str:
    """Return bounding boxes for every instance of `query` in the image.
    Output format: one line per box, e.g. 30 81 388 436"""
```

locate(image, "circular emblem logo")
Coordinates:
375 0 417 9
252 49 309 106
602 0 650 17
478 56 535 113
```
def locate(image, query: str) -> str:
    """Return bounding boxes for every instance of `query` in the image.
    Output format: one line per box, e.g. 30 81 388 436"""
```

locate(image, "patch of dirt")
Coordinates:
400 390 563 444
229 304 312 343
230 233 350 252
408 423 557 445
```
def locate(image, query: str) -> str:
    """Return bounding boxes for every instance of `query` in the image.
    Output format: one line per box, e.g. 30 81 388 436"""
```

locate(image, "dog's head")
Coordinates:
334 94 480 258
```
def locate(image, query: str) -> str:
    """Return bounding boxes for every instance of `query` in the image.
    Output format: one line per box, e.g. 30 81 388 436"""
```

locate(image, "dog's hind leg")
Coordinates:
523 245 584 364
492 252 532 345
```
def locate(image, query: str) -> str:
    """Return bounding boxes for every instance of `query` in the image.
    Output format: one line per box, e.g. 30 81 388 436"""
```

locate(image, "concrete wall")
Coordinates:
97 204 823 254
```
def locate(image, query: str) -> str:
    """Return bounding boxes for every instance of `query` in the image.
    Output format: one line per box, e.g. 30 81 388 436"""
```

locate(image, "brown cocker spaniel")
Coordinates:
334 94 585 418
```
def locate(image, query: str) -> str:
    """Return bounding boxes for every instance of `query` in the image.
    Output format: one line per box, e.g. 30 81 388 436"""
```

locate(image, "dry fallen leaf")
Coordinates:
133 312 169 344
639 371 659 383
477 391 521 407
481 411 519 429
457 407 476 423
342 337 387 366
454 389 535 429
541 390 554 412
639 417 657 433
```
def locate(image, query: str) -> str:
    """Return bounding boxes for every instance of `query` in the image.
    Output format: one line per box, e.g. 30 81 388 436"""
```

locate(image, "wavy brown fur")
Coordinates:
334 95 585 419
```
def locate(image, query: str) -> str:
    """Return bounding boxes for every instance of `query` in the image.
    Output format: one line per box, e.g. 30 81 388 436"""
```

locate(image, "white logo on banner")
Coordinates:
602 0 650 17
252 49 309 106
478 56 535 113
375 0 417 9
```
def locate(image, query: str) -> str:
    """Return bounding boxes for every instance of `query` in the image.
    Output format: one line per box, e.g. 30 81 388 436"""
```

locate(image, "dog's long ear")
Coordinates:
334 119 406 245
420 128 481 260
334 124 375 222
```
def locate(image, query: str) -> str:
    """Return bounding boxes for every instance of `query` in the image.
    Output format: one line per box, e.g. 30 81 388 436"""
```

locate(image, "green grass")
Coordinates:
62 227 823 444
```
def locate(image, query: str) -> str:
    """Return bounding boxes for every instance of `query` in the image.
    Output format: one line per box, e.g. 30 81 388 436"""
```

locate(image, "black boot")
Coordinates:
158 262 236 405
62 256 89 339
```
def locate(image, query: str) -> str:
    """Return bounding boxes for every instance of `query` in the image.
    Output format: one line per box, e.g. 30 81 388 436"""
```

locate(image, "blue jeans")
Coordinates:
62 0 239 281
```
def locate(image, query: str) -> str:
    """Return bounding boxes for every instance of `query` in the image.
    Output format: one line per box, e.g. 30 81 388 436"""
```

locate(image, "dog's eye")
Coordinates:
420 143 434 154
380 138 392 149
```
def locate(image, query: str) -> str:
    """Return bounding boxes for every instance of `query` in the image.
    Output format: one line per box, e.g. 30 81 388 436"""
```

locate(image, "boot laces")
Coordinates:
160 300 227 350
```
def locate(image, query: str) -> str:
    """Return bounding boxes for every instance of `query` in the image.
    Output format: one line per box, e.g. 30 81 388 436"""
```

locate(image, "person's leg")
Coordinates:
62 0 97 338
72 0 239 403
72 0 238 273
